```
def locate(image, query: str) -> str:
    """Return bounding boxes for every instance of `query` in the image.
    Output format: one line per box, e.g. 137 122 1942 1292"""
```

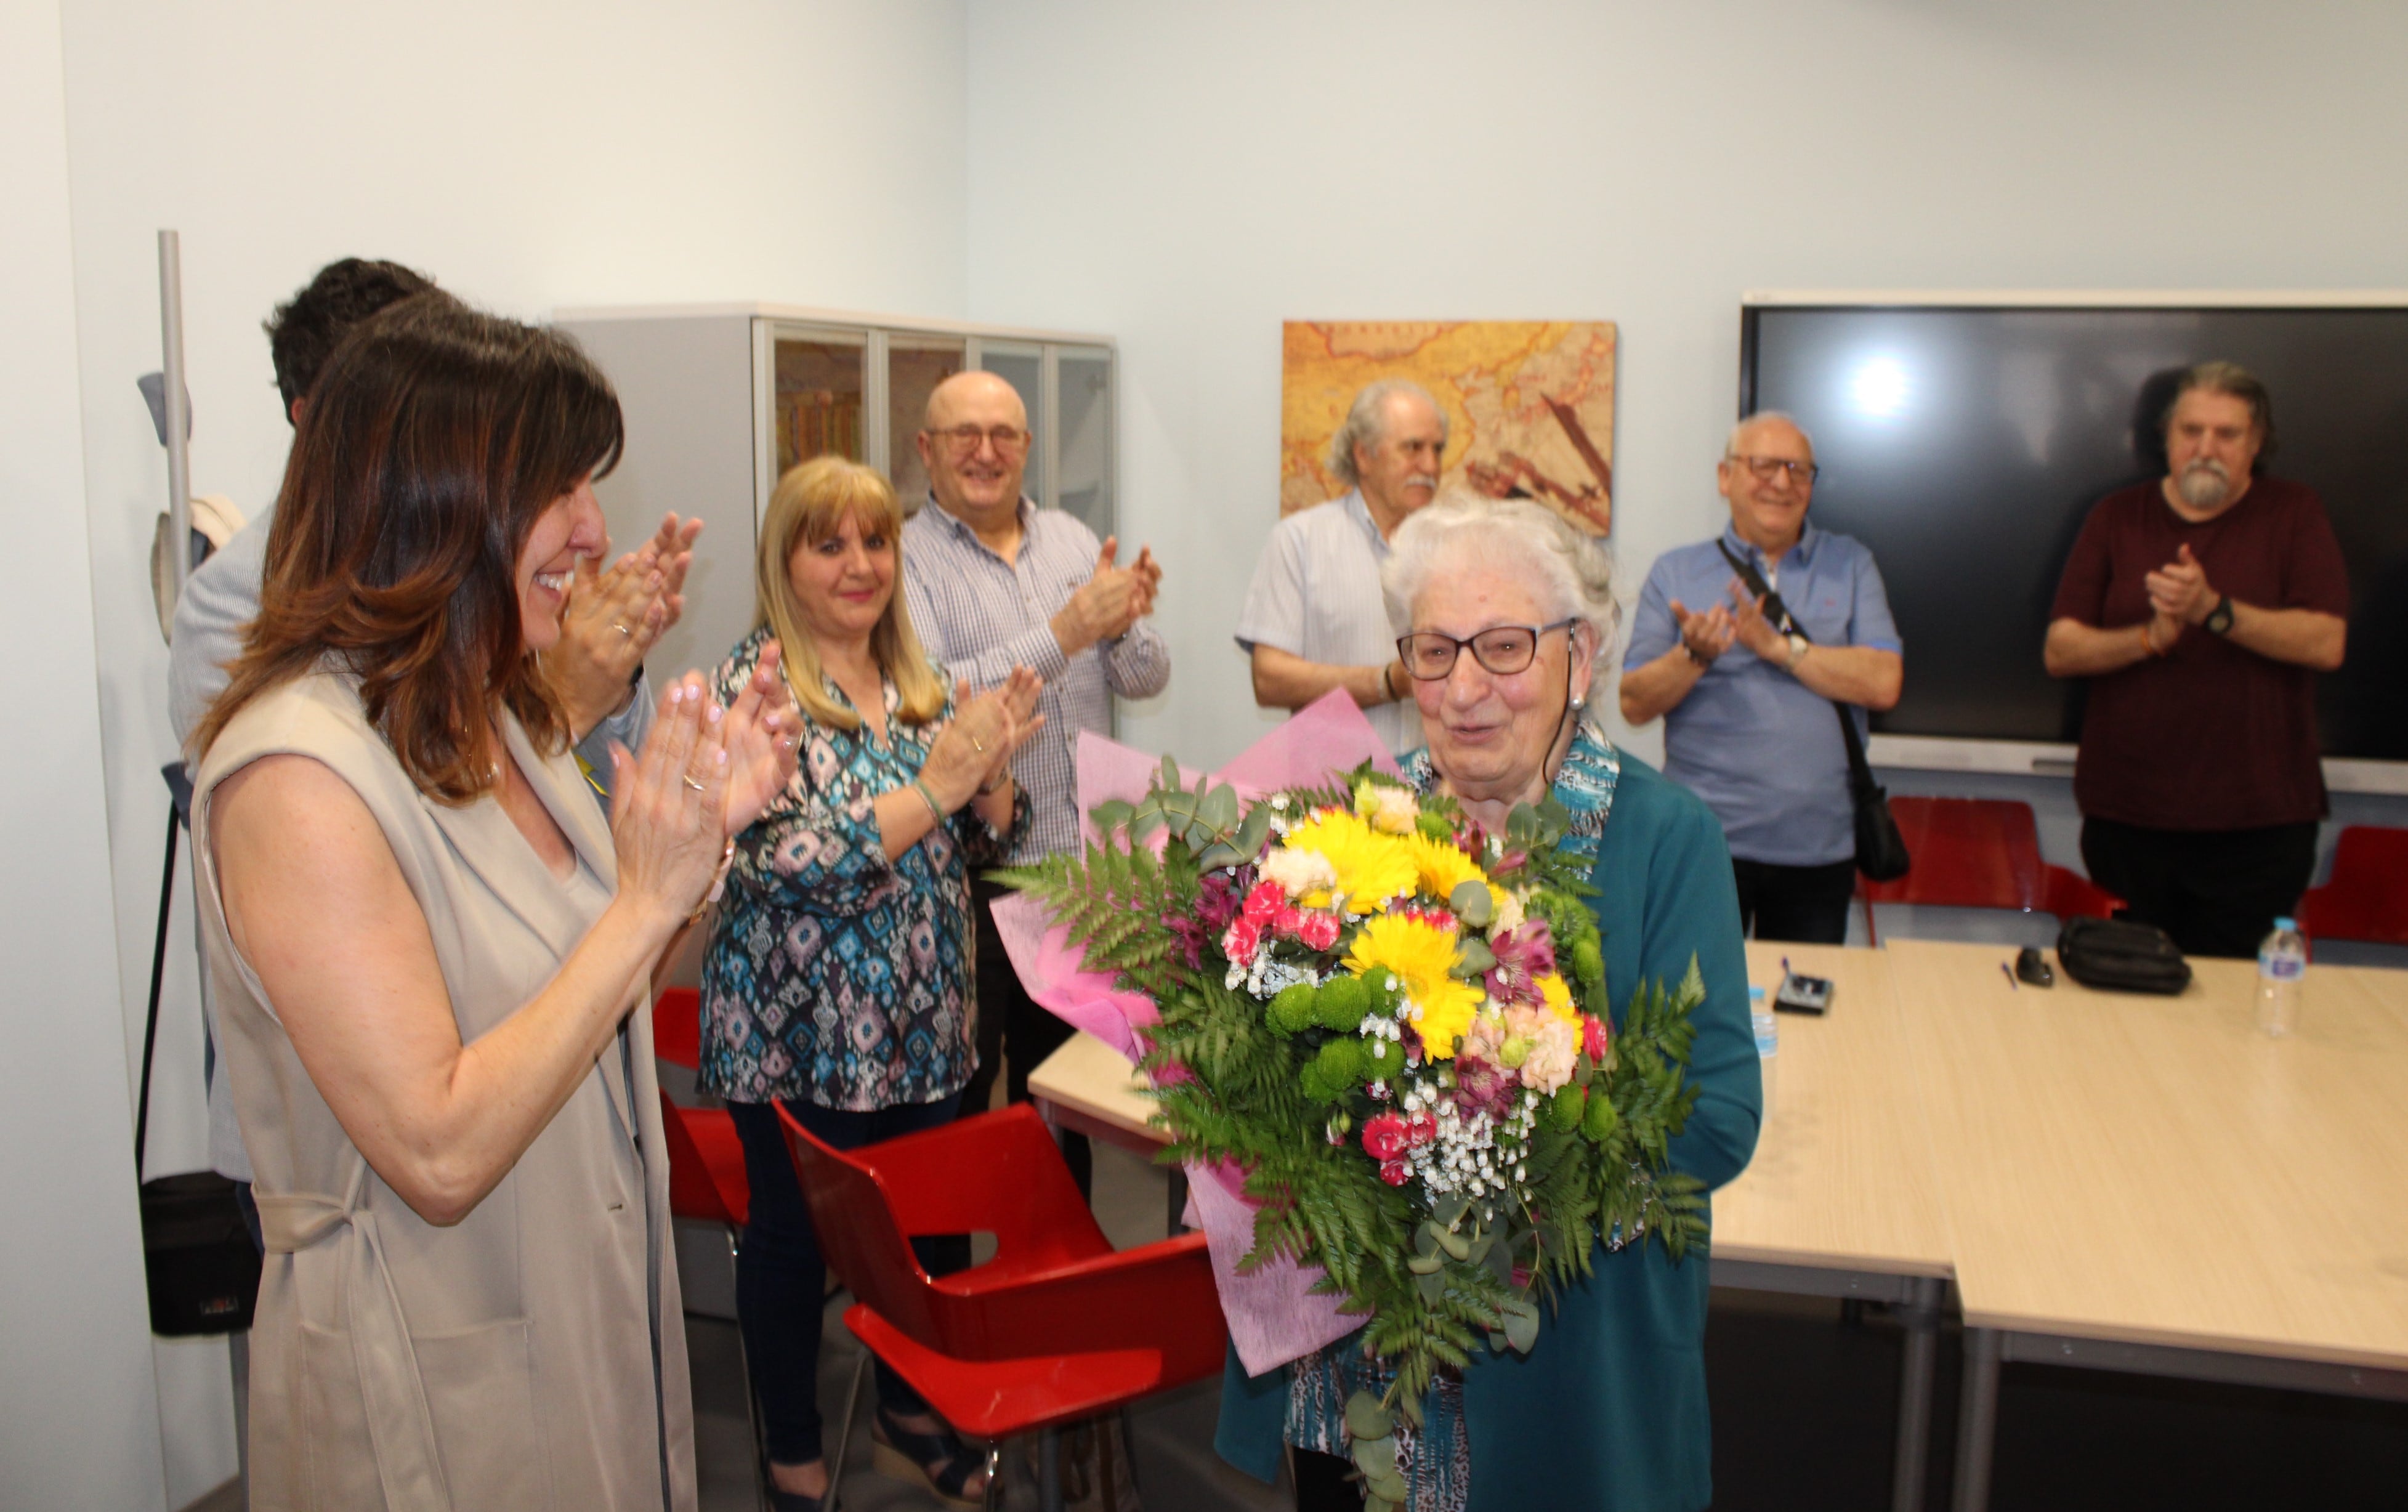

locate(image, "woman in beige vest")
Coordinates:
191 298 798 1510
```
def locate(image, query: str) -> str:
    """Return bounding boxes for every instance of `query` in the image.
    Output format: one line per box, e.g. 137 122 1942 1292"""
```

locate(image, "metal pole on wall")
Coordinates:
158 229 192 605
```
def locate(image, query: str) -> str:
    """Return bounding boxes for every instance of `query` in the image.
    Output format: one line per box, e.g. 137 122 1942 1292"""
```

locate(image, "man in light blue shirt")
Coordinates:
1620 412 1903 942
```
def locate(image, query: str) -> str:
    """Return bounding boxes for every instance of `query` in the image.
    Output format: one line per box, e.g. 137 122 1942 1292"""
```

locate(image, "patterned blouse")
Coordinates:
1288 722 1623 1512
697 626 1029 1110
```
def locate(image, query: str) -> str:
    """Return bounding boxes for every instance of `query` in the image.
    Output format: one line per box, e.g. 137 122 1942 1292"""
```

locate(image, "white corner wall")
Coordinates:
961 0 2408 774
1 0 169 1506
51 1 966 1502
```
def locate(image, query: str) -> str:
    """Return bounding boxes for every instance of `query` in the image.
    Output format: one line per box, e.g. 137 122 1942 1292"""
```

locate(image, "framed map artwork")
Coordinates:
1281 320 1616 535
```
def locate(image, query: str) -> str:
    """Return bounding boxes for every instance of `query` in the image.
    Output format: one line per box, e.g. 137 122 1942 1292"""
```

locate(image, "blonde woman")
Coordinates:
699 457 1040 1510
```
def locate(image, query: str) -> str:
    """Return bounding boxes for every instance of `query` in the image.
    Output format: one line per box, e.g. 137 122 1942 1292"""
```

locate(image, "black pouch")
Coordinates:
2055 916 2192 995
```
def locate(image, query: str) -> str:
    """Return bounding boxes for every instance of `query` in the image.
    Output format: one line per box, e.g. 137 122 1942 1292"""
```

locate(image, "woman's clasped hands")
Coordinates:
918 666 1045 814
609 641 802 923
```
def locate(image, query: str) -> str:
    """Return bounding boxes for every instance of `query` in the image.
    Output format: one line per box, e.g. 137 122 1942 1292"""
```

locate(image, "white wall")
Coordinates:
1 1 169 1506
53 1 966 1501
961 0 2408 779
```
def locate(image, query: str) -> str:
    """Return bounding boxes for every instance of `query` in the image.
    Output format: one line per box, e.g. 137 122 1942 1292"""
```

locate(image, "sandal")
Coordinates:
761 1461 824 1512
870 1404 991 1509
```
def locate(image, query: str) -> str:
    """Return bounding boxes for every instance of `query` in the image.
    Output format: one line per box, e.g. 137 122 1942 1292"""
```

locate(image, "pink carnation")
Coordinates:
1296 912 1343 952
1378 1158 1411 1187
1518 1017 1579 1094
1274 905 1304 937
1361 1111 1411 1162
1404 1110 1437 1147
1222 916 1263 966
1242 880 1284 926
1582 1014 1611 1061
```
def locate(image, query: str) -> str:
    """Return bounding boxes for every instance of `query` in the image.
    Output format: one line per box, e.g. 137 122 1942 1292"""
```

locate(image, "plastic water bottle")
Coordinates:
2255 917 2306 1037
1751 985 1779 1119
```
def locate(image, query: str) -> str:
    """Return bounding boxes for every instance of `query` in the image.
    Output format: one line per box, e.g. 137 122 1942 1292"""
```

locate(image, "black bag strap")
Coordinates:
135 761 196 1182
1715 539 1879 789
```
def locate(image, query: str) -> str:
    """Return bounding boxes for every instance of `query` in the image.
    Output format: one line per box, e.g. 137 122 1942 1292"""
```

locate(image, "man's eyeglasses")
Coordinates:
929 424 1031 457
1396 619 1576 680
1729 454 1820 485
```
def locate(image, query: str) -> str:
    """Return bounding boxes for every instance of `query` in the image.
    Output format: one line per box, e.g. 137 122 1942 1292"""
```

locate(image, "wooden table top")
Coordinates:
1026 1027 1160 1148
1891 937 2408 1371
1713 942 1953 1279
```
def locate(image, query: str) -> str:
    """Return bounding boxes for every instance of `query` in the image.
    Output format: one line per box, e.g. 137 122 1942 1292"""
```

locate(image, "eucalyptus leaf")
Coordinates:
1487 1329 1509 1352
1343 1390 1396 1441
1349 1436 1396 1474
1483 1236 1517 1287
1449 879 1493 928
1159 754 1181 793
1416 1268 1445 1303
1434 1226 1472 1261
1452 937 1495 979
1405 1251 1444 1275
1236 804 1274 858
1197 843 1242 870
1202 782 1240 833
1502 1303 1540 1354
1435 1195 1469 1228
1129 808 1166 842
1090 799 1135 836
1413 1223 1440 1260
1466 1231 1493 1264
1365 1471 1408 1504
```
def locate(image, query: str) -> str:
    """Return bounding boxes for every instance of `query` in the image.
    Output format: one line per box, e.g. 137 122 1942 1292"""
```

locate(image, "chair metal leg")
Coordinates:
1038 1423 1063 1512
823 1351 870 1512
724 1227 772 1512
981 1441 1006 1512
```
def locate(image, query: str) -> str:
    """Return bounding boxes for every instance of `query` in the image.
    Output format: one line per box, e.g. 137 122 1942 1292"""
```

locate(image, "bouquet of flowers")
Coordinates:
996 756 1705 1510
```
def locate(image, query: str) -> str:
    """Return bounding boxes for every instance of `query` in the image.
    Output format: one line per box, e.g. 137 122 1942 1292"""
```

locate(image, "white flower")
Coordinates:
1258 845 1339 899
1492 891 1526 936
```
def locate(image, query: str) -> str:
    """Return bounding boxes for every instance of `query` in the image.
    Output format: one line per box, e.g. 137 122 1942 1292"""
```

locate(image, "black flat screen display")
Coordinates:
1741 304 2408 760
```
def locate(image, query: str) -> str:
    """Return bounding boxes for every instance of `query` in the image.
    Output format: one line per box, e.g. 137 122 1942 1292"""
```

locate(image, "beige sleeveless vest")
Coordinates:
193 673 696 1511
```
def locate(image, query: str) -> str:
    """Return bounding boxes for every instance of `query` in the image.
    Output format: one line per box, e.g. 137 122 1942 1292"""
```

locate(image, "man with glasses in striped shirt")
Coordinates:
902 370 1168 1195
1619 411 1904 944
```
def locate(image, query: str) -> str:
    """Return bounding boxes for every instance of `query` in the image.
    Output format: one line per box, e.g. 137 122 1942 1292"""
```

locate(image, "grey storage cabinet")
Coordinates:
555 303 1116 685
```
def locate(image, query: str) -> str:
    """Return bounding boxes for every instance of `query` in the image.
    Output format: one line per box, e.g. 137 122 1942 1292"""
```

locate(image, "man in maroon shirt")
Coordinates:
2045 361 2349 957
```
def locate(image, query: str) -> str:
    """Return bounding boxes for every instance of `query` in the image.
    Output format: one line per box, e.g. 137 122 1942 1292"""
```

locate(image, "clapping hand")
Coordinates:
2145 543 2215 628
716 639 801 835
1054 537 1158 656
919 673 1048 813
1726 579 1788 660
549 513 706 740
607 677 737 924
1669 596 1737 666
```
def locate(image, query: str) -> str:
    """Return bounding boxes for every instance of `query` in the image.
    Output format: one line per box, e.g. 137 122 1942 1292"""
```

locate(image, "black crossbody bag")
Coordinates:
1715 541 1910 882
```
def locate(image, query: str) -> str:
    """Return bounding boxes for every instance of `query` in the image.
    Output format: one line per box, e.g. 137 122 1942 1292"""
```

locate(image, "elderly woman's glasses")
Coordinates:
1396 619 1576 680
930 424 1031 457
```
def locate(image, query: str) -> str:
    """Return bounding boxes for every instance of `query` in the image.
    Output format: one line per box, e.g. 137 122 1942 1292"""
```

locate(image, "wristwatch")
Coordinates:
2204 595 2235 636
1784 633 1810 671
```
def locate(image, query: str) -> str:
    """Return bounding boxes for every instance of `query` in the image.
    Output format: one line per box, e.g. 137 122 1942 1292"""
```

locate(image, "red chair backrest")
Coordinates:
653 987 702 1070
1863 798 2048 910
2300 825 2408 945
778 1102 955 1346
658 1088 740 1227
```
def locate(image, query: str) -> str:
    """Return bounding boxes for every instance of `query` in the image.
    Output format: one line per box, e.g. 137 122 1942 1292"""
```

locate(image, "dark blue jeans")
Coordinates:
727 1094 970 1466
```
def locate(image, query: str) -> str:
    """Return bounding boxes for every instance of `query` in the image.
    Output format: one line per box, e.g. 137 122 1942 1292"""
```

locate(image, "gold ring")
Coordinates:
971 735 988 754
612 622 633 636
682 776 706 793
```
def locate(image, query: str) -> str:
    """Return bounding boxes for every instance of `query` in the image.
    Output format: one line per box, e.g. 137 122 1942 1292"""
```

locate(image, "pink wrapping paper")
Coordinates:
993 689 1400 1373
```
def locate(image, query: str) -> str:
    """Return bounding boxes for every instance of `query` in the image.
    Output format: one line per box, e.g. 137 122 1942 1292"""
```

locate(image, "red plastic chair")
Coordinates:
2299 825 2408 946
652 988 769 1508
778 1101 1226 1511
1857 797 2121 945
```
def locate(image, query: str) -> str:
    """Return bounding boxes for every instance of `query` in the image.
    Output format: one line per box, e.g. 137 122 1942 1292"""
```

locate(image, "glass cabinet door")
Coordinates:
886 335 964 507
976 344 1046 509
1056 346 1115 541
772 328 867 473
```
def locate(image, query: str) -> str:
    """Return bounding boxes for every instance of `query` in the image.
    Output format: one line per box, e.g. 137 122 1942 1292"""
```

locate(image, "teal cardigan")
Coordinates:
1214 751 1763 1511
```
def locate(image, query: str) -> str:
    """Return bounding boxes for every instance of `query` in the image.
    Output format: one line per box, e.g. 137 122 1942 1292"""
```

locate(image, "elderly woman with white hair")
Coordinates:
1215 495 1763 1512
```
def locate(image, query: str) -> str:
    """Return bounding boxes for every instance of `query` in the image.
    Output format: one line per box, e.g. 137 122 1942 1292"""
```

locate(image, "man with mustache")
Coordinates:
1621 411 1904 944
2045 361 2349 957
1238 378 1444 755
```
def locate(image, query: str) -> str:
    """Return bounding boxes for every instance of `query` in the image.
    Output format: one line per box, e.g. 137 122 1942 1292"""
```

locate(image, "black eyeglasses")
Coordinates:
1396 619 1576 680
1729 454 1820 485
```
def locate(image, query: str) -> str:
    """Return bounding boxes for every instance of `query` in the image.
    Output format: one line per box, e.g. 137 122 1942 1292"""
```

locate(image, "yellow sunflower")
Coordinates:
1345 912 1482 1059
1537 971 1581 1028
1280 809 1419 914
1406 832 1511 921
